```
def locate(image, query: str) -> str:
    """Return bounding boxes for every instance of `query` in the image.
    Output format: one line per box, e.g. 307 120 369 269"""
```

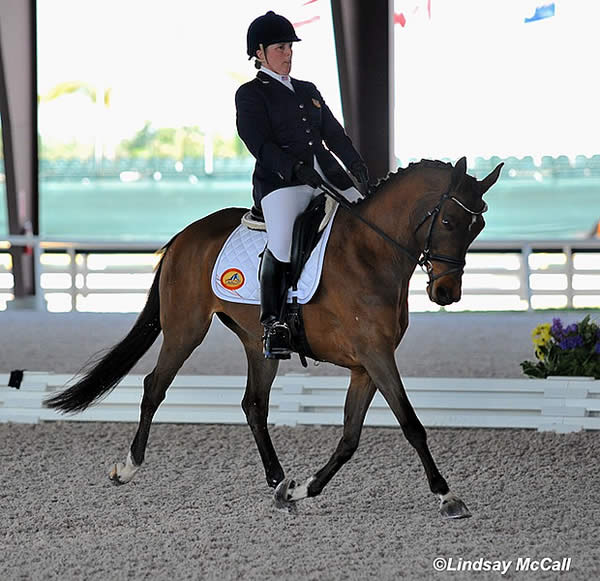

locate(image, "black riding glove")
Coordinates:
350 160 370 195
293 161 323 189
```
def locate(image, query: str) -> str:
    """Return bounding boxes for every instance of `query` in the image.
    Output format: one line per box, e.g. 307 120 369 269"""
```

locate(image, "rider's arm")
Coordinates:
235 84 297 182
313 86 363 170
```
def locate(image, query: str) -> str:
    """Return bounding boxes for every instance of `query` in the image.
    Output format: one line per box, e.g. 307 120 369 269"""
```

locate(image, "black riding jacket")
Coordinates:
235 71 363 206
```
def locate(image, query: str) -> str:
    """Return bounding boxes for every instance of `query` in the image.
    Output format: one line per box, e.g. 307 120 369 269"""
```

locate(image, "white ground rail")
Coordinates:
1 373 598 433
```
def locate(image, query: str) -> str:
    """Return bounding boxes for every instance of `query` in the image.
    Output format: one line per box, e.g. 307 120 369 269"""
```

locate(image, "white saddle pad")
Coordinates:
211 207 338 305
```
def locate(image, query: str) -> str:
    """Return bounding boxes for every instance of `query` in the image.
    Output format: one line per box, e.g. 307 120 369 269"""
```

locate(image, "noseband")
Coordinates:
319 184 487 286
415 191 488 283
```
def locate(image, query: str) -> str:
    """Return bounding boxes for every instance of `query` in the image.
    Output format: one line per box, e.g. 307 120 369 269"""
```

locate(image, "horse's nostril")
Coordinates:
435 283 458 305
437 286 449 301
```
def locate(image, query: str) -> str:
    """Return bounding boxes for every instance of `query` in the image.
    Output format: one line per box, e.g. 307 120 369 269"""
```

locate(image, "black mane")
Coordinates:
371 159 453 196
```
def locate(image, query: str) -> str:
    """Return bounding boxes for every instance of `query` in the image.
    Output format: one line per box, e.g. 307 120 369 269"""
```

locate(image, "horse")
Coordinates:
45 156 503 519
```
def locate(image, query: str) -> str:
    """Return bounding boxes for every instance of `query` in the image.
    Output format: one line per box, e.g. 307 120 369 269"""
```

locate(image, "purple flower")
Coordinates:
558 335 584 350
565 323 578 334
551 318 564 339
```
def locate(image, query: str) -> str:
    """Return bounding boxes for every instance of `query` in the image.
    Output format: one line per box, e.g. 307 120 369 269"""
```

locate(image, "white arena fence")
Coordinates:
1 373 599 433
1 236 600 312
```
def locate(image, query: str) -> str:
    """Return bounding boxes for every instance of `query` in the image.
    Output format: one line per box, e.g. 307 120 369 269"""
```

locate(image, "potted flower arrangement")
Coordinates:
521 315 600 379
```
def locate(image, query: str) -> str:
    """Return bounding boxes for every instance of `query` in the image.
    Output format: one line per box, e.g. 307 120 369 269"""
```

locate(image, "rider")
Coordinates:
235 10 369 359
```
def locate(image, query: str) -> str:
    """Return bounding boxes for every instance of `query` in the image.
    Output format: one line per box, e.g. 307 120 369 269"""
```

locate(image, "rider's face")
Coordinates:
257 42 293 75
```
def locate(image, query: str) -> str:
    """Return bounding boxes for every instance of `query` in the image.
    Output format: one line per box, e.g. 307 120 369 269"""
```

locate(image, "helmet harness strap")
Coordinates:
258 43 270 67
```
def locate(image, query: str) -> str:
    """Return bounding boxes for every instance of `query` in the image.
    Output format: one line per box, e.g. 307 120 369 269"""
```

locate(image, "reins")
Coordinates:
319 182 488 283
319 182 423 265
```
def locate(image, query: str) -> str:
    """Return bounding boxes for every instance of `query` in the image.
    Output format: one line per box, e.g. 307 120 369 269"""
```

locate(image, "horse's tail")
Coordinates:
44 237 176 414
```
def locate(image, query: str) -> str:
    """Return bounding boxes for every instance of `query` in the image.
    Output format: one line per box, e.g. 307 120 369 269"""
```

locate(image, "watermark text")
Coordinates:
433 556 572 574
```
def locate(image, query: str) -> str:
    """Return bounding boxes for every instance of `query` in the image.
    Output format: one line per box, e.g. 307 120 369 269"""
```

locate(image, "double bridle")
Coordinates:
414 190 488 282
320 184 488 285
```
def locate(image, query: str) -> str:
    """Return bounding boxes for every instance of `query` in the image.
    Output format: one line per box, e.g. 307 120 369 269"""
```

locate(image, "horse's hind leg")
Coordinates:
274 368 375 506
109 323 210 485
241 342 284 488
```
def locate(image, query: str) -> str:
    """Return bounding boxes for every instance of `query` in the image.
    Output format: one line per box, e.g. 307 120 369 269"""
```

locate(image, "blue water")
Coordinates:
1 176 599 240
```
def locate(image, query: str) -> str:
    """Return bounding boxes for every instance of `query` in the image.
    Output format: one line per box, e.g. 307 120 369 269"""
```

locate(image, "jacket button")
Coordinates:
308 140 313 146
299 104 304 109
302 117 307 122
305 128 311 134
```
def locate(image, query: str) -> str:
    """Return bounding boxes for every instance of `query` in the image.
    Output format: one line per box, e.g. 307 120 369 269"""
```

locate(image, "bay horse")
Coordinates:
45 157 503 519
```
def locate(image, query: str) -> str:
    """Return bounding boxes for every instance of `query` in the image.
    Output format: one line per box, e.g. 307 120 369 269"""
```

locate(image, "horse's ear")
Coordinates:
450 156 467 189
479 163 504 195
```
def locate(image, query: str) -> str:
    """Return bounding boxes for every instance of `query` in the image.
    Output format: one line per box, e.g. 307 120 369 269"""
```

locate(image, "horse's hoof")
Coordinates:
273 479 298 513
109 463 126 486
440 494 471 519
268 476 284 489
267 468 285 489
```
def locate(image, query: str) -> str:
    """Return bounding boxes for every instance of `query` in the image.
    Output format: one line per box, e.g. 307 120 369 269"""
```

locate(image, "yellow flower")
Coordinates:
531 323 551 360
531 324 551 346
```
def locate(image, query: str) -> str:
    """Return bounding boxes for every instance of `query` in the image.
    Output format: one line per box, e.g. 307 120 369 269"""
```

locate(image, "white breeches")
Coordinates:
260 159 362 263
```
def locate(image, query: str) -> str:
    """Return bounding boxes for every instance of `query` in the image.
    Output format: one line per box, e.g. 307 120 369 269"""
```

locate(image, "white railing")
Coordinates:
1 372 598 432
1 236 600 312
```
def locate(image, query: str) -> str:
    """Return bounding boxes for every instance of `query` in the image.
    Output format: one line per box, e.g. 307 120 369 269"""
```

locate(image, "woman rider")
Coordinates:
235 10 369 359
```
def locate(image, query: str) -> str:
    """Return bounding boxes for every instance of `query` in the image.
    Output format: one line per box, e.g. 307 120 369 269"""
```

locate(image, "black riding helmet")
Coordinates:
246 11 301 59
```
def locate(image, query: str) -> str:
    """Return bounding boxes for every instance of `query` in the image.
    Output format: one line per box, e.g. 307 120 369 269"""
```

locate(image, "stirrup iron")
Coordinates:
263 322 292 360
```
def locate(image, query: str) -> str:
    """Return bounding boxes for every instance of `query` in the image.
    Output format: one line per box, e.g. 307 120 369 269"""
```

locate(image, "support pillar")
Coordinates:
0 0 38 300
331 0 394 181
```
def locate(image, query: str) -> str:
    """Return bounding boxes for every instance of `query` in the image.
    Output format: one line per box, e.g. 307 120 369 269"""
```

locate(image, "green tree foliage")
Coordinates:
37 80 251 162
116 123 248 160
117 123 206 159
38 137 94 161
38 81 111 107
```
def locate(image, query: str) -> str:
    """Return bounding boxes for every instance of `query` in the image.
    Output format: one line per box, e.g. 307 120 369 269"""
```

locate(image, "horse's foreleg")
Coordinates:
109 332 206 486
364 355 471 519
274 368 375 508
242 343 284 488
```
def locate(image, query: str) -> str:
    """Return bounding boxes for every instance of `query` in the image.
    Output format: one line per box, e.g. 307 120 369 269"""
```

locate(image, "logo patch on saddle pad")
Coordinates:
220 268 245 291
211 207 338 305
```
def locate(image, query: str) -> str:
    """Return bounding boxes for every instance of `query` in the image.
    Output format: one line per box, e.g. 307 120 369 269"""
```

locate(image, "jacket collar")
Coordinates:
256 70 297 95
256 70 271 84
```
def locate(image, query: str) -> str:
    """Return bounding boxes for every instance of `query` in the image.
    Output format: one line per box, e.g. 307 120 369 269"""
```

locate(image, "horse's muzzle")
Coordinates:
428 277 462 306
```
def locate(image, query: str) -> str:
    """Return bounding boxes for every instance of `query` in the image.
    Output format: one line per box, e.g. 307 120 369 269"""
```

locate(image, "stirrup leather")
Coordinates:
263 322 292 359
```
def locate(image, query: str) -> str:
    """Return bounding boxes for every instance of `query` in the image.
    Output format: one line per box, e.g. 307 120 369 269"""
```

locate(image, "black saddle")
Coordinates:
289 194 327 287
287 194 327 366
256 194 328 367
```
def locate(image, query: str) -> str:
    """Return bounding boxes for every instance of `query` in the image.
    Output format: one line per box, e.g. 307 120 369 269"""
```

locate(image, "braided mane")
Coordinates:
371 159 452 196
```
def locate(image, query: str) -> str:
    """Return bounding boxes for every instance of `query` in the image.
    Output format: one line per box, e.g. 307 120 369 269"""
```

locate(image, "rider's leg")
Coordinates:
258 248 291 359
260 185 314 358
261 185 314 262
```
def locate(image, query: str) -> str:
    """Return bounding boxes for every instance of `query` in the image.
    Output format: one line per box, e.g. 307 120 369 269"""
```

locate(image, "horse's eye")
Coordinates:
441 218 453 230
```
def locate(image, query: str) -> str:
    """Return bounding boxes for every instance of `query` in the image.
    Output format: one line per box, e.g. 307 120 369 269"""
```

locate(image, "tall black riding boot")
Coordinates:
259 249 292 359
